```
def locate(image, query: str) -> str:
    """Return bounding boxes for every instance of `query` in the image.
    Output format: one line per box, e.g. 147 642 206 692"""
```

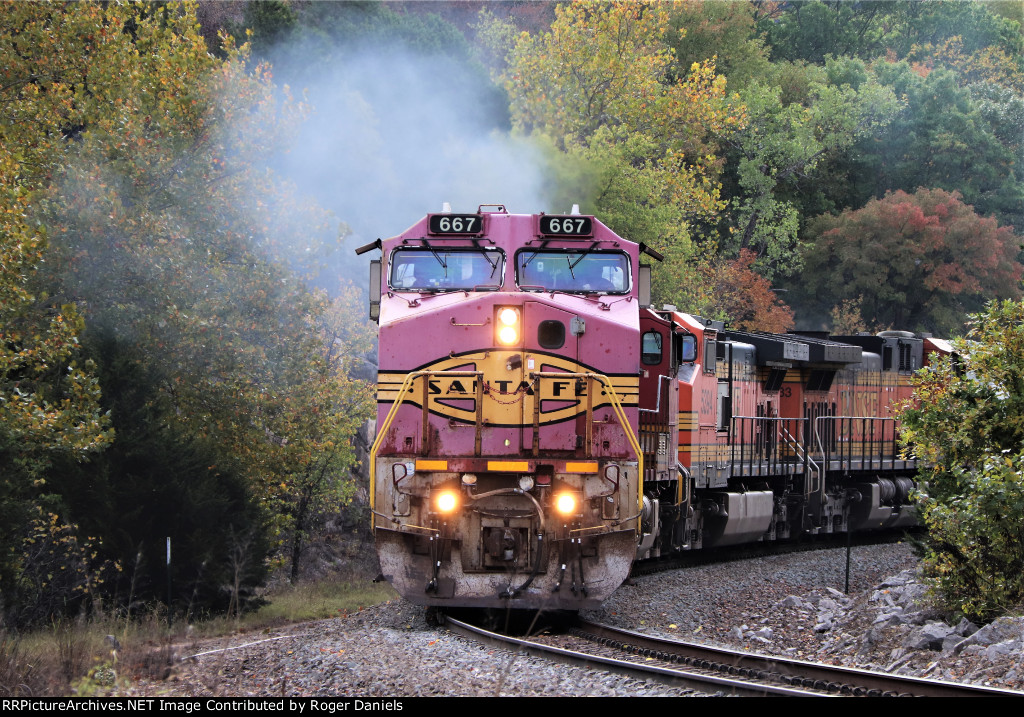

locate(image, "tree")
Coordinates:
242 0 298 53
800 188 1022 335
499 1 744 310
757 0 1024 74
268 290 375 582
756 0 892 64
666 0 771 92
900 300 1024 621
854 63 1024 233
883 0 1024 70
906 35 1024 92
0 1 114 613
712 249 795 332
503 1 739 161
46 337 271 619
0 1 374 618
721 57 900 278
33 1 330 506
0 169 109 460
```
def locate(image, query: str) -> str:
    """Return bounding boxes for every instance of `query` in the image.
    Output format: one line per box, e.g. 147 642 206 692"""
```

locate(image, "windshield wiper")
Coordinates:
471 240 500 276
568 241 600 272
423 242 447 274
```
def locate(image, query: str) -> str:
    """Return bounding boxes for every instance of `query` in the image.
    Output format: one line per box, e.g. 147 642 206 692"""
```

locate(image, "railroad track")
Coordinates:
443 615 1021 697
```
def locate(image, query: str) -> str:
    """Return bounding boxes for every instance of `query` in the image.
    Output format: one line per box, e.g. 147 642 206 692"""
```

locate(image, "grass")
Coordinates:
0 574 397 697
190 575 397 637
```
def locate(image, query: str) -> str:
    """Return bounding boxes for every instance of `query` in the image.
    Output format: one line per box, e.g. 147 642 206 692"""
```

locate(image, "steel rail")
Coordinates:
575 620 1023 698
443 616 831 697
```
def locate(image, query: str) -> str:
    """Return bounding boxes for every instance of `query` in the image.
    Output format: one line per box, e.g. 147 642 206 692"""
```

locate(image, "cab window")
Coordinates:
515 250 630 294
641 331 663 365
389 248 504 291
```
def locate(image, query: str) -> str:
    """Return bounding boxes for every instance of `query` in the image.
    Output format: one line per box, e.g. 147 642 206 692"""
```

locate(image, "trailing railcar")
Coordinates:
358 205 948 611
634 315 941 561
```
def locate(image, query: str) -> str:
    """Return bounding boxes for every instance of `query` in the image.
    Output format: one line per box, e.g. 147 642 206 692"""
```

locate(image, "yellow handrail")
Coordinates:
369 369 644 527
531 371 644 517
368 370 479 527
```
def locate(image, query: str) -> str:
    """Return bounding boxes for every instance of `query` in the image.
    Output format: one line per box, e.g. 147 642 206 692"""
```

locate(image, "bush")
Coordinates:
916 454 1024 619
901 299 1024 621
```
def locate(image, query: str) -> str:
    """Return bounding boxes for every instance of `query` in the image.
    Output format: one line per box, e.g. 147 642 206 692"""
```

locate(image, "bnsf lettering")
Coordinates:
853 391 880 416
700 388 715 415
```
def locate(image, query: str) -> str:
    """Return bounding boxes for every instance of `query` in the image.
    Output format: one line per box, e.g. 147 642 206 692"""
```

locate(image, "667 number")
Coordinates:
545 217 588 234
435 216 478 233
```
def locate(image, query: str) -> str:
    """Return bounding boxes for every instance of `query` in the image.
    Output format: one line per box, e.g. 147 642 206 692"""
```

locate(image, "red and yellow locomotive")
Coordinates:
358 205 947 611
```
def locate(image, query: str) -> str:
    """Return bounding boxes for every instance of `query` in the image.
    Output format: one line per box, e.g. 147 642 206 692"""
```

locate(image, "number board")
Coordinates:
539 215 593 237
428 214 482 235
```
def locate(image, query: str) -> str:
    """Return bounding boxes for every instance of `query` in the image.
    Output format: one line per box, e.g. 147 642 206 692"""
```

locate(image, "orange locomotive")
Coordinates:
636 310 951 558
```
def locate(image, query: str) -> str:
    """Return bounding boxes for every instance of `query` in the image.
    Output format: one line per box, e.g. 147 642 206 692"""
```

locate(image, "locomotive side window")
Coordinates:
704 338 717 375
389 248 504 291
641 331 662 365
515 250 630 294
676 333 697 363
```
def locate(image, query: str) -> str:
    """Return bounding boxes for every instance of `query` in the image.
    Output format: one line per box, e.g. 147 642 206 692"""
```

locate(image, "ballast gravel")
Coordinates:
133 600 696 697
125 541 1023 697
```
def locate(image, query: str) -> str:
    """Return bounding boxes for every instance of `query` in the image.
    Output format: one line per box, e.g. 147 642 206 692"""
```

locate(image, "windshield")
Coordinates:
389 248 504 291
516 250 630 294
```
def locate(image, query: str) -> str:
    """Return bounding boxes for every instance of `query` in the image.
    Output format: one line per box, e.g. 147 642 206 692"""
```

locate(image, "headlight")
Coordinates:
498 307 519 325
496 306 520 345
555 492 578 516
436 491 459 513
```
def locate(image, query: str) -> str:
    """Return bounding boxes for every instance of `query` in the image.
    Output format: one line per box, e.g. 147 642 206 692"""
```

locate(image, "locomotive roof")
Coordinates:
724 329 863 366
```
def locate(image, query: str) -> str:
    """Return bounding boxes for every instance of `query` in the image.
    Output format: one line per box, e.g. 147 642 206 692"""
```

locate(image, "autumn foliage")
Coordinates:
711 249 795 333
0 1 373 622
900 300 1024 620
801 188 1022 335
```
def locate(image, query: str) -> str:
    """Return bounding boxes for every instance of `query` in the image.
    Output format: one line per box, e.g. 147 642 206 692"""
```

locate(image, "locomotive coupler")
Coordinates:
499 532 545 599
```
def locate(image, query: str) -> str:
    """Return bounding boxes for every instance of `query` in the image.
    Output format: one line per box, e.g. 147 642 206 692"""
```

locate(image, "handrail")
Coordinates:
778 422 820 500
730 414 819 495
813 415 899 472
729 414 903 503
369 370 482 528
370 369 643 527
531 371 644 517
